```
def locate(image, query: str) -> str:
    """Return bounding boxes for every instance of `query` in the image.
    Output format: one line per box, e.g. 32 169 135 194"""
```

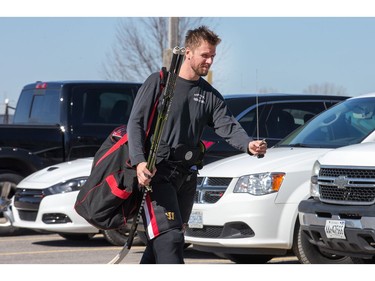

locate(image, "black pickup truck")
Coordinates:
0 80 142 231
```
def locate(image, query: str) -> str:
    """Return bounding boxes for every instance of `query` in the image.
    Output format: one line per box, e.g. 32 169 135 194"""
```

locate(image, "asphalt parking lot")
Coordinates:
1 229 367 281
0 230 298 264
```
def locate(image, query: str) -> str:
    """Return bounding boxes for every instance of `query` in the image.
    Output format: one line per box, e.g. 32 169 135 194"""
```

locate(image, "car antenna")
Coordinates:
256 69 265 158
256 69 259 140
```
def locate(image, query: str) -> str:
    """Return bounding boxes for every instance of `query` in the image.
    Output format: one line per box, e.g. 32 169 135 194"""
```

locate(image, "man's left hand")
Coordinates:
248 140 267 157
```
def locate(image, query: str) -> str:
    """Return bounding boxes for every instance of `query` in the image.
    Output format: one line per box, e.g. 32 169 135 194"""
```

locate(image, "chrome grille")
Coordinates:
14 188 44 211
194 176 232 204
320 167 375 179
318 166 375 205
206 177 232 186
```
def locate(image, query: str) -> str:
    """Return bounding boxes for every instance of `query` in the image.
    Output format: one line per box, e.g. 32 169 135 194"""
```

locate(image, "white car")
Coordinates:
185 93 375 264
10 158 139 246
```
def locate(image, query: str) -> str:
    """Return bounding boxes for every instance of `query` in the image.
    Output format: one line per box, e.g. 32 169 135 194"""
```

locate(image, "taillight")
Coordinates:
202 140 215 150
36 82 47 89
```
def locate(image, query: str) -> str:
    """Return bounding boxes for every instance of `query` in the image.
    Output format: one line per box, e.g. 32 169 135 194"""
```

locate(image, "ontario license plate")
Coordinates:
325 219 346 239
188 210 203 229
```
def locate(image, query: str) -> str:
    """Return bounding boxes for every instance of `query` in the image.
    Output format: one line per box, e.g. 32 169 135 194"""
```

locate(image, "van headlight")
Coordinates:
44 177 88 195
310 161 320 198
233 172 285 195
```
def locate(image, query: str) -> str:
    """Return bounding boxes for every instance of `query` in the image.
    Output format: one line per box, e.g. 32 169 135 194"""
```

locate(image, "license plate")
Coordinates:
325 219 346 239
188 210 203 229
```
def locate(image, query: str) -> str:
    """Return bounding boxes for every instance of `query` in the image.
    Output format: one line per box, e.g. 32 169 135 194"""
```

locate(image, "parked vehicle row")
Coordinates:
4 88 359 261
185 93 375 264
6 92 345 245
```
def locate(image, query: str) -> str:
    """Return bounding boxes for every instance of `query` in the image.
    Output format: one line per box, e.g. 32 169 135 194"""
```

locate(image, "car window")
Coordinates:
238 101 326 140
71 85 139 126
224 97 255 117
14 88 60 124
279 97 375 148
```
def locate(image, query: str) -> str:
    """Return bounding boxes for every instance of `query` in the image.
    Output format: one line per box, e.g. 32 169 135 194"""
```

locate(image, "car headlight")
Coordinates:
310 160 320 198
44 177 88 195
233 172 285 195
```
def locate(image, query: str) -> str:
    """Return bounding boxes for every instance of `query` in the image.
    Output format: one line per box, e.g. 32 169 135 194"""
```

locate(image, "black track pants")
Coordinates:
140 228 185 264
140 160 197 264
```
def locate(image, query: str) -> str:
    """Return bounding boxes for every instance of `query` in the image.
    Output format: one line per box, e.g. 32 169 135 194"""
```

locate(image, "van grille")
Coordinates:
194 177 232 204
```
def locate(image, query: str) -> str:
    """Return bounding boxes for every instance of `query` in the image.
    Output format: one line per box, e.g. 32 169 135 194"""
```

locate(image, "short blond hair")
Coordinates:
185 25 221 49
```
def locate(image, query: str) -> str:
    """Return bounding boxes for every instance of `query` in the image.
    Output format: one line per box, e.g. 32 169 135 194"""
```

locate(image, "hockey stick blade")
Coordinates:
107 188 148 264
107 243 131 264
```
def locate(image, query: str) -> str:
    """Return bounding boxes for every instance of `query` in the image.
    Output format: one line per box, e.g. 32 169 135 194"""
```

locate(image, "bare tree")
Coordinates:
101 17 212 82
303 82 348 96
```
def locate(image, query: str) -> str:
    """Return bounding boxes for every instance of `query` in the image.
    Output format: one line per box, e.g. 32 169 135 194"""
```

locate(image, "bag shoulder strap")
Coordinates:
145 67 166 135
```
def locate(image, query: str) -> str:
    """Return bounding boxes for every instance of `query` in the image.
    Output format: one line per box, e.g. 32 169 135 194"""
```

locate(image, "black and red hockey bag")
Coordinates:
74 69 165 230
74 125 143 230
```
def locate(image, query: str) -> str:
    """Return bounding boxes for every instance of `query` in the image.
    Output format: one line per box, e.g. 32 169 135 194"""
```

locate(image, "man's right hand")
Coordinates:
136 162 156 186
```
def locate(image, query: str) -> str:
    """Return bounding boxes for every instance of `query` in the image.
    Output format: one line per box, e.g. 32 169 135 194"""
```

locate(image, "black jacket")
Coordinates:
127 72 252 167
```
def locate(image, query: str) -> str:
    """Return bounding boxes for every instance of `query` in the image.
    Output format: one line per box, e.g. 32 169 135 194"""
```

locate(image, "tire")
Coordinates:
0 172 24 201
0 173 24 235
102 229 129 246
59 233 96 241
293 224 354 264
224 254 273 264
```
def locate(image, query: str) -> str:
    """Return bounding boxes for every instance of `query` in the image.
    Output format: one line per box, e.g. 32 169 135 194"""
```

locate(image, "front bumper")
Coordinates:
298 199 375 259
184 192 297 255
12 191 98 234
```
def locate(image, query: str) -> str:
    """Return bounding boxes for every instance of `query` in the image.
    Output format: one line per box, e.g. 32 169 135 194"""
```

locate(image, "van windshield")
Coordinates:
278 97 375 149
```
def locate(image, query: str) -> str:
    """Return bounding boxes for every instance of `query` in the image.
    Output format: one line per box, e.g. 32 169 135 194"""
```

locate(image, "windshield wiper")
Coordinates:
288 143 310 148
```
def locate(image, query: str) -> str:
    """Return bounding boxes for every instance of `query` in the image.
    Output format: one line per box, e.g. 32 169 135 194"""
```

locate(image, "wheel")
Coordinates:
224 254 273 264
102 229 145 246
58 233 96 241
0 172 23 202
293 224 354 264
0 173 24 235
102 229 129 246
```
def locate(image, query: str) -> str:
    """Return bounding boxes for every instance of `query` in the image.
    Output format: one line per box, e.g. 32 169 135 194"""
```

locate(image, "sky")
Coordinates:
1 0 375 112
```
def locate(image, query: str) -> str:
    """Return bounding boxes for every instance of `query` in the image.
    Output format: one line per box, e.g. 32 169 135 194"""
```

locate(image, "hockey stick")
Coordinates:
108 46 186 264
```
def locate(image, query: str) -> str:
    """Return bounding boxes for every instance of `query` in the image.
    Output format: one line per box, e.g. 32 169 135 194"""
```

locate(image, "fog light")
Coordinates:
42 213 72 224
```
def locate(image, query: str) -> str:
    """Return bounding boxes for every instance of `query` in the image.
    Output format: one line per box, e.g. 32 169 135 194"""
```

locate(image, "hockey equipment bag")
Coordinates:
74 72 165 230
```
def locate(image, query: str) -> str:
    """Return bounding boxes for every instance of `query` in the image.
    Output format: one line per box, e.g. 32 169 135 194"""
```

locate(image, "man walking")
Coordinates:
127 25 267 263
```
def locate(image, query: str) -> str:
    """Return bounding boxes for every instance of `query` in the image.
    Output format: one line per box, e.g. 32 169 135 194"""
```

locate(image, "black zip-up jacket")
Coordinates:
127 72 253 167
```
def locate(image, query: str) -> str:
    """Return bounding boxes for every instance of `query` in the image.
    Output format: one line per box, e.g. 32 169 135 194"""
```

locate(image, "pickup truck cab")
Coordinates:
0 80 141 233
298 142 375 263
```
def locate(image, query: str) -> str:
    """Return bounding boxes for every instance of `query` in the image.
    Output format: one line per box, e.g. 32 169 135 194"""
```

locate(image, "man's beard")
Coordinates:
195 65 210 77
